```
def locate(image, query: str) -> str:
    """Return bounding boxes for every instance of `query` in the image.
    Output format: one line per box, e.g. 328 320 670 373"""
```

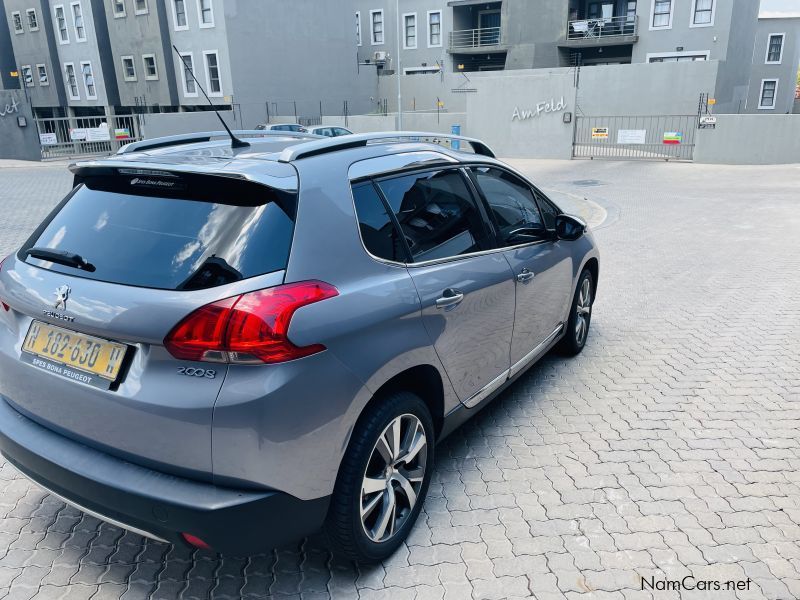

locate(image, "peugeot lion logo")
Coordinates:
53 285 71 311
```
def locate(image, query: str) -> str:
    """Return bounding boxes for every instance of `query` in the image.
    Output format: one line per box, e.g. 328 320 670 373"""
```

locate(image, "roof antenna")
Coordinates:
172 45 249 149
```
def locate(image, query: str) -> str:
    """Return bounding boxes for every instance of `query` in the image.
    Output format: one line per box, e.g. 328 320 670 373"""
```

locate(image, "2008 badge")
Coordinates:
178 367 217 379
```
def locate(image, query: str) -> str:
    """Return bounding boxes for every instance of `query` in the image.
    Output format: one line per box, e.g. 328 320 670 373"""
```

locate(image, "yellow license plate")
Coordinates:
22 321 128 382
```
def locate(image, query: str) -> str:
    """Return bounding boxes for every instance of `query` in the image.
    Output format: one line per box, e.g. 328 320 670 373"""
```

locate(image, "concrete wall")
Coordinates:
0 90 41 160
0 6 19 90
746 18 800 114
694 114 800 164
322 111 466 135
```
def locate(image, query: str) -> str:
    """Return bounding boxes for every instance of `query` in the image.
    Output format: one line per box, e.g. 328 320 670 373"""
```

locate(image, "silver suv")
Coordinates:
0 131 599 562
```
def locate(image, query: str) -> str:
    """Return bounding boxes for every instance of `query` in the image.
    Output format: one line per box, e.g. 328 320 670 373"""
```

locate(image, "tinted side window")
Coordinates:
377 169 492 263
534 190 560 230
470 167 544 245
352 182 408 262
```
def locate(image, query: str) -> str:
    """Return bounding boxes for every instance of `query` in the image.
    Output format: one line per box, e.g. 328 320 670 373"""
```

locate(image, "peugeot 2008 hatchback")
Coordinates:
0 130 599 562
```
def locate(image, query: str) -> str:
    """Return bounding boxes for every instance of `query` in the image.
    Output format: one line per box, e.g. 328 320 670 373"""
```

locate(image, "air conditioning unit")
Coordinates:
373 51 388 63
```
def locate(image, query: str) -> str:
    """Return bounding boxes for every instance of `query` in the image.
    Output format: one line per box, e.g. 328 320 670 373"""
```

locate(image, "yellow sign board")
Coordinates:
708 98 716 105
592 127 609 139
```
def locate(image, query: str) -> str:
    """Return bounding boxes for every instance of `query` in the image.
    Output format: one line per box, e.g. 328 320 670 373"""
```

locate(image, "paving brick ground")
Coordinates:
0 158 798 599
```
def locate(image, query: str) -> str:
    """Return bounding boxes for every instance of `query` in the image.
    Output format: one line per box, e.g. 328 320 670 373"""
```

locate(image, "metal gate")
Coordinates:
573 115 696 161
34 113 144 159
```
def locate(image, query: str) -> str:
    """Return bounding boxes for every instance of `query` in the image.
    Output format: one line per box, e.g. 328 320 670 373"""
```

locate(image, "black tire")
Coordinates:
557 269 594 356
325 390 435 563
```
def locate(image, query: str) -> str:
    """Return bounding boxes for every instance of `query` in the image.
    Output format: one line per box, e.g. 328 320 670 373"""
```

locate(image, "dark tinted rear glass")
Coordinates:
23 180 295 290
352 182 408 262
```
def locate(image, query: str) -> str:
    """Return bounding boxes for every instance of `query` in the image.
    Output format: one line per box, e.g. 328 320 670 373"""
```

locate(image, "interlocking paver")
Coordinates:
1 158 799 599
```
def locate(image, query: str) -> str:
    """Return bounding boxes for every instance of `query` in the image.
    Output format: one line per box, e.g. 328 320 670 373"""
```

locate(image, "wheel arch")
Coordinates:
582 256 599 299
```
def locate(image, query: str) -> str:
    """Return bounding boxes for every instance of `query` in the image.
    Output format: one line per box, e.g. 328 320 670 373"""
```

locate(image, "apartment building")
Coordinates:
746 16 800 114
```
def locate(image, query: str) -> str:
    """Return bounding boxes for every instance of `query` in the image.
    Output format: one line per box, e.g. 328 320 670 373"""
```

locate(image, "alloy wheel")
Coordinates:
575 277 592 346
360 414 428 543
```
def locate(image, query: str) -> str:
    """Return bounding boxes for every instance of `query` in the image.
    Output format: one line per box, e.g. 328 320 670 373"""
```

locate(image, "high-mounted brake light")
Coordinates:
164 281 339 364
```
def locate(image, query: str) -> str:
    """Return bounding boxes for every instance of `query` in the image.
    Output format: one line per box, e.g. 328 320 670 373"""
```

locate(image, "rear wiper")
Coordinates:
25 247 96 272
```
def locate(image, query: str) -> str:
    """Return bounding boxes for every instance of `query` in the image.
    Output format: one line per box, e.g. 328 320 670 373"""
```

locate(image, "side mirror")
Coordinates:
555 214 586 241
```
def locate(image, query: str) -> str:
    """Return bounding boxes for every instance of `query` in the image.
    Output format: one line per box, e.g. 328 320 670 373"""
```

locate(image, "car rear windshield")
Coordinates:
22 174 296 290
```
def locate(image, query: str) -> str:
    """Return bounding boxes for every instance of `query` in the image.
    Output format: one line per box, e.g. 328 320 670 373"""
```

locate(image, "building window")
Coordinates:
26 9 39 31
64 63 79 99
403 65 442 75
71 2 85 41
142 54 158 80
179 52 197 96
690 0 714 26
626 1 637 22
21 65 33 87
11 11 22 33
113 0 126 17
404 13 417 49
81 61 96 99
121 56 136 81
766 33 784 64
428 11 442 47
37 64 48 85
134 0 148 15
204 50 222 95
356 11 362 46
173 0 188 28
647 51 709 62
759 79 778 109
370 10 384 45
197 0 214 27
54 5 69 43
651 0 672 29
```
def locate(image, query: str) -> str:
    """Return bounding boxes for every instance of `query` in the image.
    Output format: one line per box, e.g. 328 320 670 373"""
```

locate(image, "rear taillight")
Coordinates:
164 281 339 364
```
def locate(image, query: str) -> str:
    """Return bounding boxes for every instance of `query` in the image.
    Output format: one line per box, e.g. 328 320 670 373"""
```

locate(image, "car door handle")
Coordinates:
516 269 535 283
435 288 465 309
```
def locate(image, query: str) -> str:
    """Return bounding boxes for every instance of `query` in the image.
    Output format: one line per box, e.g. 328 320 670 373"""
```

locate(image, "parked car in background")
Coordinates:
307 126 354 137
0 130 599 563
255 123 309 133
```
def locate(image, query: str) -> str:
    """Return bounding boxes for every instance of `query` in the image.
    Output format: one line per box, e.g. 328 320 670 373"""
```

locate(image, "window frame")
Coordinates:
80 60 97 99
689 0 715 28
649 0 673 30
70 1 86 42
142 53 159 80
368 166 497 267
758 79 778 110
113 0 126 18
26 8 39 31
196 0 214 28
203 49 222 97
11 10 23 34
134 0 149 15
36 64 49 86
179 51 198 97
64 62 80 100
171 0 188 30
356 11 362 46
765 33 785 64
121 55 136 81
403 66 442 75
646 50 710 63
427 10 442 48
465 165 555 250
370 9 384 45
403 12 417 50
54 5 69 43
21 65 34 87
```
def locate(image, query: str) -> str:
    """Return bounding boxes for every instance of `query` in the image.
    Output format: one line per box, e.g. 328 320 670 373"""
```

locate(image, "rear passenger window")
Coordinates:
352 182 408 262
377 169 492 263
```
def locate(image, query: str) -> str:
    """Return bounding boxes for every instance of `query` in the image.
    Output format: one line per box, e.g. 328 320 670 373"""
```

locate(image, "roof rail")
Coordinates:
117 130 321 155
277 131 496 162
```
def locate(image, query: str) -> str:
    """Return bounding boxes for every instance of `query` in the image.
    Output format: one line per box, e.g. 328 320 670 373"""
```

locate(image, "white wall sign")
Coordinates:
39 133 57 145
70 128 88 141
0 97 20 117
87 126 111 141
617 129 647 144
511 97 567 121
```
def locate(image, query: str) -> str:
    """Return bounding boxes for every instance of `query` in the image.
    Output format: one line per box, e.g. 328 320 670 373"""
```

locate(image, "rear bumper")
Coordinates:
0 396 329 555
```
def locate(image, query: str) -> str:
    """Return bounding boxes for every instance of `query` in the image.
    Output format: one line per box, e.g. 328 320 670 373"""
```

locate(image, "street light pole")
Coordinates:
395 0 403 130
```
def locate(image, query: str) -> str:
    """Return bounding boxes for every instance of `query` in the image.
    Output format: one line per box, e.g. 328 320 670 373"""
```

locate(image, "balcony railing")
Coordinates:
449 27 502 50
567 15 638 41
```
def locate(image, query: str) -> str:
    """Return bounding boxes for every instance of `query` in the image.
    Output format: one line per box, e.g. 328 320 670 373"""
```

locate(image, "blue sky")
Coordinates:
760 0 800 17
